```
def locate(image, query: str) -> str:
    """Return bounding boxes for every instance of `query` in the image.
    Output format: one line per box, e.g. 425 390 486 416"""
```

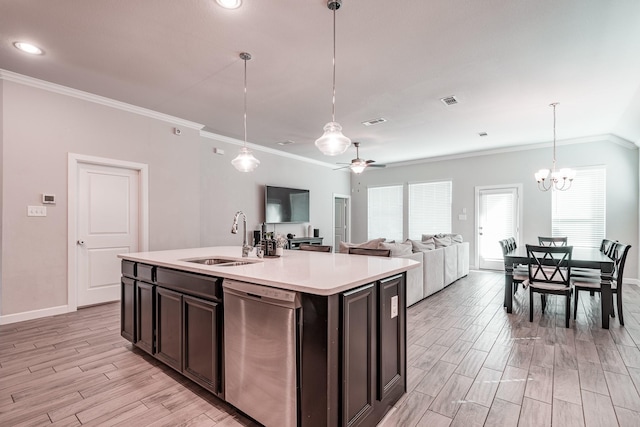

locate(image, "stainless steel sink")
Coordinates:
185 258 255 267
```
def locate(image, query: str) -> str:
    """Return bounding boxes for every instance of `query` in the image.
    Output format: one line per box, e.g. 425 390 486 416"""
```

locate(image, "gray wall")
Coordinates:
200 138 350 248
0 79 349 318
350 139 639 278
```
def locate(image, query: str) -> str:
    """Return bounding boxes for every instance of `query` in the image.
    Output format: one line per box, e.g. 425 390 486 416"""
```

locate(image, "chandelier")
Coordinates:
315 0 351 156
231 52 260 172
534 103 575 191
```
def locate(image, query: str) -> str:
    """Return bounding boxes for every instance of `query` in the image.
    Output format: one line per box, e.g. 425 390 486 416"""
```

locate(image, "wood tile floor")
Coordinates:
1 271 640 426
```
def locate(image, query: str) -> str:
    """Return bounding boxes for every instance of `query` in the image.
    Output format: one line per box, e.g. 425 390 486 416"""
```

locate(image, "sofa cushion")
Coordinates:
450 234 463 243
339 238 386 254
409 239 435 252
379 241 413 256
433 235 452 248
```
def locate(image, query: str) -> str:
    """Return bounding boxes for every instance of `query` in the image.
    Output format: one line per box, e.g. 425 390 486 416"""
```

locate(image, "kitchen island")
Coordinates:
119 247 419 427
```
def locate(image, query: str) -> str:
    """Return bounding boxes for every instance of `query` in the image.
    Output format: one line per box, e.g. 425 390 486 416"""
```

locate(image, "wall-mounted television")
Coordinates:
265 185 310 223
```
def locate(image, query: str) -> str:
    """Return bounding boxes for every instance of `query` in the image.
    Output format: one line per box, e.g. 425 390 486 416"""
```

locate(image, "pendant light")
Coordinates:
231 52 260 172
315 0 351 156
534 103 575 191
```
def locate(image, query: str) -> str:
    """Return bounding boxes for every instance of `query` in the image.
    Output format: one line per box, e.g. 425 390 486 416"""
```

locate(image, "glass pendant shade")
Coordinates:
350 159 367 174
231 147 260 172
315 121 351 156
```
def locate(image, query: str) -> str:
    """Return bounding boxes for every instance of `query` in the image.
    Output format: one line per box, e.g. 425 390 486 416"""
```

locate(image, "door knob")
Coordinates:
77 240 85 245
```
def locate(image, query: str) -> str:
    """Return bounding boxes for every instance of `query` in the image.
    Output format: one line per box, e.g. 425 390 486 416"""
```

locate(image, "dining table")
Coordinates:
503 246 615 329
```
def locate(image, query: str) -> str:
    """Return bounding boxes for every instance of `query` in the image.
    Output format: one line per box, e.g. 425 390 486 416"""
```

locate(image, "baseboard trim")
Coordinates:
626 278 640 286
0 305 75 325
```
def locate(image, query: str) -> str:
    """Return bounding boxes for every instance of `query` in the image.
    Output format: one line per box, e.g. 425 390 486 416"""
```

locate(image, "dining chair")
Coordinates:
299 244 332 253
538 236 568 246
499 239 527 294
572 242 631 325
524 244 573 328
348 247 391 257
572 238 618 279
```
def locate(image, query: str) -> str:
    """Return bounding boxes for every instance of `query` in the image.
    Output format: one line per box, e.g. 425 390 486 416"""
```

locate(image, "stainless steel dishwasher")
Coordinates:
223 279 301 427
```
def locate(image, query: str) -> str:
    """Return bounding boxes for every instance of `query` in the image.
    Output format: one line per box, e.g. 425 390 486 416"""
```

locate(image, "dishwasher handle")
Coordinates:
223 279 300 309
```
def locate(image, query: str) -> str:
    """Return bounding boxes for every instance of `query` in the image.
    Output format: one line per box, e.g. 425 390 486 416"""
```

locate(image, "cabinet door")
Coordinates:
377 275 405 401
156 287 183 371
135 281 155 354
121 277 135 342
182 295 220 394
342 283 376 427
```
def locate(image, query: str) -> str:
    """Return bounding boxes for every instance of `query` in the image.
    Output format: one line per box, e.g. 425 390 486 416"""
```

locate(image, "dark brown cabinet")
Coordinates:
183 295 221 393
136 281 155 355
156 287 183 371
340 274 405 427
342 283 376 427
121 261 224 398
120 277 136 342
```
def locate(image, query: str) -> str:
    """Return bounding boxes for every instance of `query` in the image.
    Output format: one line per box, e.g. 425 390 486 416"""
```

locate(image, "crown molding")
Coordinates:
386 134 637 169
200 130 342 170
0 69 204 130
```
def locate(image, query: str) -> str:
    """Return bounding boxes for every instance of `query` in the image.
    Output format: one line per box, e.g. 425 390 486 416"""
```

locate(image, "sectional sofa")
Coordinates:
340 234 469 306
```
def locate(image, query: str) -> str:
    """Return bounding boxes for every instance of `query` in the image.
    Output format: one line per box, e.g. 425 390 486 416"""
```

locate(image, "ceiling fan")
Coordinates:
335 142 386 174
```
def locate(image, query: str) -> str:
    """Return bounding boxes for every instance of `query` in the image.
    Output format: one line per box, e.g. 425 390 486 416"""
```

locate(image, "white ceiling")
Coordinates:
2 0 640 166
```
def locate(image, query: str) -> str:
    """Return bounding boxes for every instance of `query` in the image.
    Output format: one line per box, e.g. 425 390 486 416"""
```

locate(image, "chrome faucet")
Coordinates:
231 211 252 257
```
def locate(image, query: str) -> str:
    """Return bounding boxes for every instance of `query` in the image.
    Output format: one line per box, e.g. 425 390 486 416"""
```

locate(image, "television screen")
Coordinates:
265 186 310 223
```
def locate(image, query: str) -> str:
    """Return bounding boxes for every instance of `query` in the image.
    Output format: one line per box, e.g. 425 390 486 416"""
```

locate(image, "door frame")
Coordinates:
474 184 523 270
67 153 149 311
333 193 351 250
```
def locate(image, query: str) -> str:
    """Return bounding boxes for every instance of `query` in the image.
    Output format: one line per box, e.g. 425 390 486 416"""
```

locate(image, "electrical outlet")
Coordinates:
391 295 398 318
27 206 47 217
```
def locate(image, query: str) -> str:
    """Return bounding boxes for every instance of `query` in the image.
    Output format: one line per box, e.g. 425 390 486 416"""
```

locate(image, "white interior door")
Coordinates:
334 196 349 252
76 163 140 306
476 186 520 270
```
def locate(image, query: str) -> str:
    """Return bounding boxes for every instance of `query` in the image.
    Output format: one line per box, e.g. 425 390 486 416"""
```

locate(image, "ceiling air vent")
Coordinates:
478 132 488 137
361 117 387 126
440 96 459 106
276 140 295 146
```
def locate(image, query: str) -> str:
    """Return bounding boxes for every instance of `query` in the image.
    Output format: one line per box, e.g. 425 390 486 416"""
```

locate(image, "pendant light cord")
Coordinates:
243 56 248 147
551 102 557 171
331 7 336 122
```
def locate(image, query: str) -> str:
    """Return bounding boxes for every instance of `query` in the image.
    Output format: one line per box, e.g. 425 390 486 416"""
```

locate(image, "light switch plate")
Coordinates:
458 214 467 221
391 295 398 318
27 206 47 217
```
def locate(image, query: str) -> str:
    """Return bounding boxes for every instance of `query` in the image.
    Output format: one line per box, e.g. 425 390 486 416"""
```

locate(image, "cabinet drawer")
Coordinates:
156 268 222 301
122 260 136 278
137 264 155 283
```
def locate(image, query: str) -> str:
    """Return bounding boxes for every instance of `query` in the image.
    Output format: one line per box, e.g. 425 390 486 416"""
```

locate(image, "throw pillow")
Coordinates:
379 241 413 256
409 239 435 252
433 235 452 248
339 238 386 254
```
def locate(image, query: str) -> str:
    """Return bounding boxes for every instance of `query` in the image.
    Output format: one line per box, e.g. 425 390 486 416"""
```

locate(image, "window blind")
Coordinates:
408 181 452 239
552 166 606 248
367 185 403 241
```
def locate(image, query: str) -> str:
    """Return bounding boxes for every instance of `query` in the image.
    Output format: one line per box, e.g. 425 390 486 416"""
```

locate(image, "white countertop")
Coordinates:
119 246 420 296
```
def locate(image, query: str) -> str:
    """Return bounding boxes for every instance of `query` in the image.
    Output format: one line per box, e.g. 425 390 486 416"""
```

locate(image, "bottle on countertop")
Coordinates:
307 224 312 238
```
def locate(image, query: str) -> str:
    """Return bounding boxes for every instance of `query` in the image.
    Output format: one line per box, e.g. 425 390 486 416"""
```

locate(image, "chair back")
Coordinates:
348 247 391 257
538 236 568 247
610 243 632 288
600 239 618 257
299 244 332 253
498 239 508 256
526 244 573 287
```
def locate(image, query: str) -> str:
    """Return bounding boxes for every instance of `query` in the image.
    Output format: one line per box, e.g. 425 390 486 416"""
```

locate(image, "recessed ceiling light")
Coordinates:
277 140 295 146
216 0 242 9
13 42 43 55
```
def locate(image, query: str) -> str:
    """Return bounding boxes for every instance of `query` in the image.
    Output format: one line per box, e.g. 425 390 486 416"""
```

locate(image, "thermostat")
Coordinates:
42 194 56 204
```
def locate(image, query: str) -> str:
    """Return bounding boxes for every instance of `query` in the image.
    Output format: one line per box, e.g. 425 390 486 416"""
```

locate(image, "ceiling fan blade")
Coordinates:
335 162 352 165
368 164 386 168
333 165 351 170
